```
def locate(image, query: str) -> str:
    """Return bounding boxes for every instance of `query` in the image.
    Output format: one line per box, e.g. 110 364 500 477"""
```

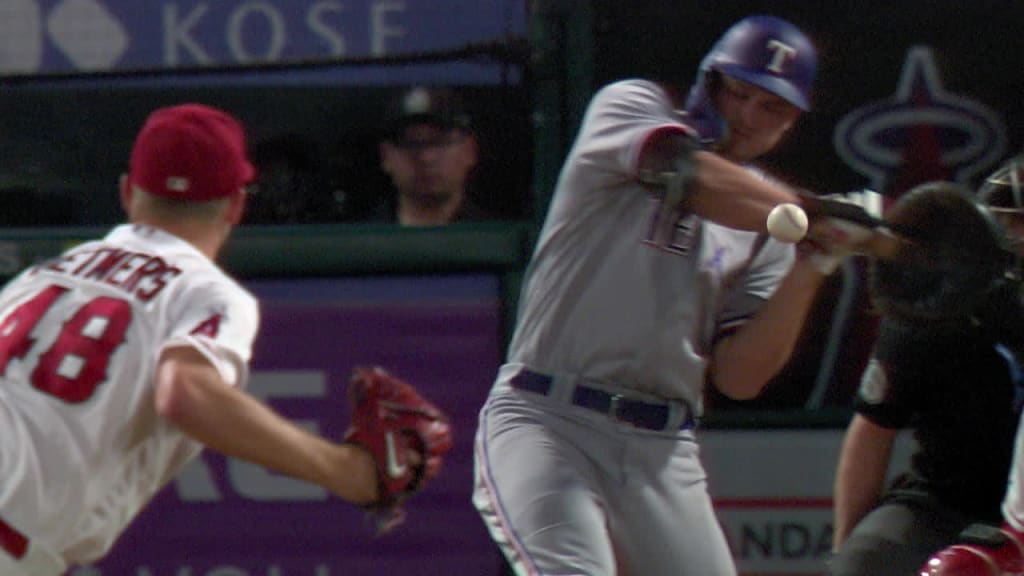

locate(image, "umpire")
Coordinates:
829 181 1024 575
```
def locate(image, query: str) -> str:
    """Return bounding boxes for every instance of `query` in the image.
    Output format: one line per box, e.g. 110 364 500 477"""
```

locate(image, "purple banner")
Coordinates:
1 0 527 85
74 274 506 575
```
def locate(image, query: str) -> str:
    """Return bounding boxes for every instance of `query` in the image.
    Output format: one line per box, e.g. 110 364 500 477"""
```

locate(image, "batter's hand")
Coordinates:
799 190 884 275
343 366 453 534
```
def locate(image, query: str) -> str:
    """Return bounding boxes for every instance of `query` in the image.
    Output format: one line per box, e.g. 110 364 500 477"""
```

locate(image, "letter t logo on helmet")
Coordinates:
705 14 817 111
683 15 817 143
765 39 798 74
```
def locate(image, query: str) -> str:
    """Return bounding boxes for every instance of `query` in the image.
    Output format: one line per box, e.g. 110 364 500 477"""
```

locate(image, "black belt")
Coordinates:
0 515 28 560
510 369 696 431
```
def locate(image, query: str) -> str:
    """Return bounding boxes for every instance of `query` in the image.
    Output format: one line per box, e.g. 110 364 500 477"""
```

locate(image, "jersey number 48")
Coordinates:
0 284 131 403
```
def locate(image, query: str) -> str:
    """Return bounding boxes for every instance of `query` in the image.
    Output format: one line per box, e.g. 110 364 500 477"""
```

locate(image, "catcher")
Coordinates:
830 179 1024 576
917 155 1024 576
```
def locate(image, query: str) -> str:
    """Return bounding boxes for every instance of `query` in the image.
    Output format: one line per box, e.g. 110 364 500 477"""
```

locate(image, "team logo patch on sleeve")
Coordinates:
190 314 223 338
858 357 889 404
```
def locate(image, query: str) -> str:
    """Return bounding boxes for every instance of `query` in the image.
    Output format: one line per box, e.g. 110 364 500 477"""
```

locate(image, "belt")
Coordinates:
509 369 696 431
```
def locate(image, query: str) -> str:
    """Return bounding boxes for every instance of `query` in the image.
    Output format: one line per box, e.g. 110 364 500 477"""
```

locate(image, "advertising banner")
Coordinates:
0 0 527 85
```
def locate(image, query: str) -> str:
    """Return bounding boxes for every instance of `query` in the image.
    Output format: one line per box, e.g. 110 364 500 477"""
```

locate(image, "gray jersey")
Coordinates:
507 79 794 412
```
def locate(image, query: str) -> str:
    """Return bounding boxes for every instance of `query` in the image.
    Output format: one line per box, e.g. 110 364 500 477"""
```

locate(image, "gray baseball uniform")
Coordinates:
473 79 794 575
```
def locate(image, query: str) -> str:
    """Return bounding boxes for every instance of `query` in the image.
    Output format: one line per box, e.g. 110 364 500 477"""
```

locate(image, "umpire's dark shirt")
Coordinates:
855 311 1021 522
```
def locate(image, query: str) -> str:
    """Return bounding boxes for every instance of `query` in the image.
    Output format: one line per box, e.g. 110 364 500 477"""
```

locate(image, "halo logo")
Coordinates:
834 46 1006 197
0 0 128 73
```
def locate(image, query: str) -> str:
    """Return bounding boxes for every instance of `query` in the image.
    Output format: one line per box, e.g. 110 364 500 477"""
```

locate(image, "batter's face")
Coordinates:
714 75 802 162
380 124 478 204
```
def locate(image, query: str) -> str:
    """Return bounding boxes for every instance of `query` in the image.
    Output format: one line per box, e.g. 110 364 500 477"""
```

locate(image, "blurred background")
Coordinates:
1 1 1020 574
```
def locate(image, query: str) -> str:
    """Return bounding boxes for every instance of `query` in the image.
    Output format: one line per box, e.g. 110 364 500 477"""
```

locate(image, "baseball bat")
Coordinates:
800 193 924 264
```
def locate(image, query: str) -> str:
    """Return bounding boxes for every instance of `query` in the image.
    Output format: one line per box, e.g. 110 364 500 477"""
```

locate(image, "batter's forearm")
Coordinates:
689 151 803 232
710 260 826 399
638 134 802 234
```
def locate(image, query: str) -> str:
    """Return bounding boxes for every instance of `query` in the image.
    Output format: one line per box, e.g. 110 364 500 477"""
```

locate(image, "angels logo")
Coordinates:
834 46 1006 197
858 358 889 405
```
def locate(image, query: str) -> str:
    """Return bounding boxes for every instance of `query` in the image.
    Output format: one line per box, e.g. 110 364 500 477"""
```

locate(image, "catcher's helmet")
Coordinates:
683 15 817 142
979 154 1024 211
870 181 1012 324
979 154 1024 249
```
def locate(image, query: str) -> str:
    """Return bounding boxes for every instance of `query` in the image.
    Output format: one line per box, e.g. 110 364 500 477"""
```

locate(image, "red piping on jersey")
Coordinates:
0 515 28 559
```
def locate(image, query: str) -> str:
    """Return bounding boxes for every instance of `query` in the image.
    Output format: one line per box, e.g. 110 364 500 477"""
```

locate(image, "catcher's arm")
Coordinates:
154 346 381 505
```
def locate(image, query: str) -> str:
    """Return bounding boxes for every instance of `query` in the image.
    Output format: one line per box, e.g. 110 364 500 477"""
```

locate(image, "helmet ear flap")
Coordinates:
704 69 722 104
681 69 727 144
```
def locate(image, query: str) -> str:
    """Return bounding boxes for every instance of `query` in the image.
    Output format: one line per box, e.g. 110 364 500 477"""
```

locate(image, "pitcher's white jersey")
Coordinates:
506 79 794 412
0 224 259 564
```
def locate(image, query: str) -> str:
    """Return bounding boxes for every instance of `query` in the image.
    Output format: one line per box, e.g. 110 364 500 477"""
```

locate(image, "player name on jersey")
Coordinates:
37 247 182 303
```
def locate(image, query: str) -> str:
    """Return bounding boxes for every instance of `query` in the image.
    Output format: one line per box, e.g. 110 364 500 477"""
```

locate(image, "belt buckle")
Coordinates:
608 393 624 423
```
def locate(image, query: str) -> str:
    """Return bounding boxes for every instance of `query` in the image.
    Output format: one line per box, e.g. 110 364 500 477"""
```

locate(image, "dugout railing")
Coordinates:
0 220 852 430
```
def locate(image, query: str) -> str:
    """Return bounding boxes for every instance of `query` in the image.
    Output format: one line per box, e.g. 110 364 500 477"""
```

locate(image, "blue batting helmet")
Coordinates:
684 15 817 142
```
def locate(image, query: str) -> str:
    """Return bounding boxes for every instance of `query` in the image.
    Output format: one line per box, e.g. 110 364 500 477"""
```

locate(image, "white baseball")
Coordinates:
766 203 808 243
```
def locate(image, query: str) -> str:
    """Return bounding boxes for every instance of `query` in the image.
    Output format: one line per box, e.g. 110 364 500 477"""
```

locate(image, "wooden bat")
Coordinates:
800 193 925 264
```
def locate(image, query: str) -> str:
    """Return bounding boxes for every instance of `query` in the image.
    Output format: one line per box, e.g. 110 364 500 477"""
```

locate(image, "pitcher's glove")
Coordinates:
343 366 453 533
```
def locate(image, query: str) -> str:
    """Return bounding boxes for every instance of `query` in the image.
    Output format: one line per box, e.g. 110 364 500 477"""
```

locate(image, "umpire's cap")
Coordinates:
383 86 472 140
129 103 255 201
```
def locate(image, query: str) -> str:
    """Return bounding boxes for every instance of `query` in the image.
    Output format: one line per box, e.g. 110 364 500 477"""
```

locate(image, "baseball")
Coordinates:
766 203 809 243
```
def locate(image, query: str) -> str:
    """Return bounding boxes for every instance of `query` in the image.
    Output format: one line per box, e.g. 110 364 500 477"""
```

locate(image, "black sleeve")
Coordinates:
852 317 957 428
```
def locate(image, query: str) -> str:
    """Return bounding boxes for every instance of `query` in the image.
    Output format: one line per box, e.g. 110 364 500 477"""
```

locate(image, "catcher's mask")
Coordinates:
683 15 817 143
979 153 1024 257
869 181 1013 324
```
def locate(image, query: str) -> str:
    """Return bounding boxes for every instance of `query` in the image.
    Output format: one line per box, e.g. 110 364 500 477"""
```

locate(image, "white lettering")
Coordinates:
128 565 332 576
228 3 286 62
765 39 796 74
172 372 330 502
308 1 347 56
208 568 247 576
371 0 407 56
164 4 212 65
175 456 223 501
137 569 193 576
228 372 329 501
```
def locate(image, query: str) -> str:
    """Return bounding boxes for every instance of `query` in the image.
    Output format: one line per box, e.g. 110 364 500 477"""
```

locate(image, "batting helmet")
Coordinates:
869 181 1013 325
683 15 817 142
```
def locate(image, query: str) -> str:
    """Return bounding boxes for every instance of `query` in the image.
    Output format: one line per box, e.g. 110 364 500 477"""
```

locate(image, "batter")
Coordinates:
473 15 852 576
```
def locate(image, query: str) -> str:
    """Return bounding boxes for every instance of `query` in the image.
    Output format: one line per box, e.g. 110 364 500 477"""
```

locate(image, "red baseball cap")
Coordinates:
128 103 256 201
